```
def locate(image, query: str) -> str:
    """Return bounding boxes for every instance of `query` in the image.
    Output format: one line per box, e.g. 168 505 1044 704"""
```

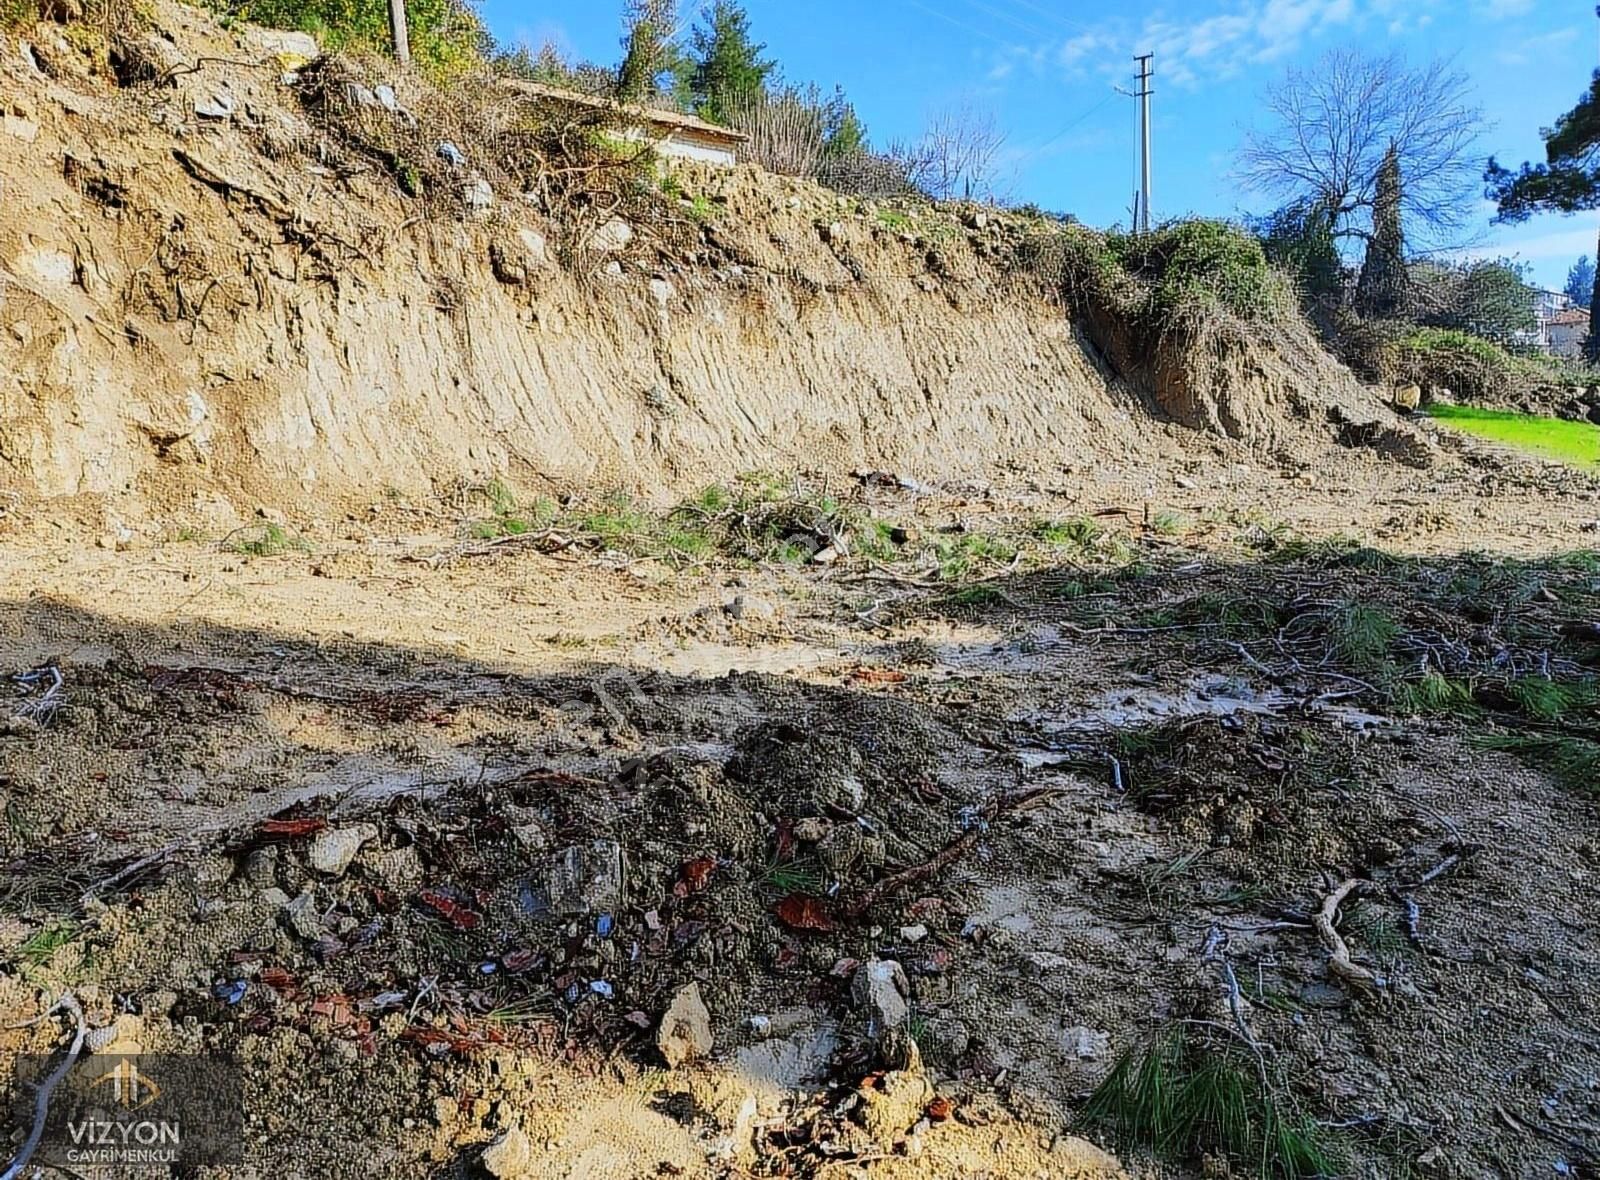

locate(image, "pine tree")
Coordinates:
616 0 678 103
1565 255 1595 309
684 0 774 124
821 88 868 159
1355 143 1409 318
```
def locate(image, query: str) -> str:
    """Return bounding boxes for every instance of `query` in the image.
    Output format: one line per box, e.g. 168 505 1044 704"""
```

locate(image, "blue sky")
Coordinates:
480 0 1600 291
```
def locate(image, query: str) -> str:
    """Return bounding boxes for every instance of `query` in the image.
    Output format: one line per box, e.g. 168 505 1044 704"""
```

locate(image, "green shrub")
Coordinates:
1391 327 1518 401
224 0 486 79
1107 219 1292 323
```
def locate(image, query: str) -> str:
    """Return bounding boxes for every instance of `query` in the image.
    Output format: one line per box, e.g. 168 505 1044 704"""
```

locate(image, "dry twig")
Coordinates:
1314 878 1382 993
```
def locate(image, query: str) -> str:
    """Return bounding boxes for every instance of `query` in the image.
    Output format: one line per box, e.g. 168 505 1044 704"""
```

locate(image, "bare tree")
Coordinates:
909 105 1007 202
1237 51 1485 251
727 86 828 177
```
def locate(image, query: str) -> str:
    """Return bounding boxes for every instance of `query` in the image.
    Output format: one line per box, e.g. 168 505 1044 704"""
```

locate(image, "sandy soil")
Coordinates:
1 435 1598 1179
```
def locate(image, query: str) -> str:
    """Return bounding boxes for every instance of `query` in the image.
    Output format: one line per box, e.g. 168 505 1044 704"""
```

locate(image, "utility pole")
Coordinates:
388 0 411 66
1134 52 1153 234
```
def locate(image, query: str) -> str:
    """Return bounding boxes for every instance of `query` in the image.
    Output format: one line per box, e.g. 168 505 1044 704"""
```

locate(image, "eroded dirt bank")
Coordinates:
0 0 1408 536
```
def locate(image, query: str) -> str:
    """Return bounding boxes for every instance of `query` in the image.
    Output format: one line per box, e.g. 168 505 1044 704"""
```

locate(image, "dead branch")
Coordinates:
1314 878 1382 993
841 787 1059 920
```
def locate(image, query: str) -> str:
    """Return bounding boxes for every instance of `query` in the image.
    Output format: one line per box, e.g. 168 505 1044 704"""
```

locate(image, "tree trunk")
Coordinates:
388 0 410 66
1589 223 1600 364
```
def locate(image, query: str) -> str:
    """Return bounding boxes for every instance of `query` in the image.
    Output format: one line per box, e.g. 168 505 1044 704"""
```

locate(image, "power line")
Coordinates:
981 0 1105 38
1030 88 1119 156
892 0 1016 46
942 0 1057 39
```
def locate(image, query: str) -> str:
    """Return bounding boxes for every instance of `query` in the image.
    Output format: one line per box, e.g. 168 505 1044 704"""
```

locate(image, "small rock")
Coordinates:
436 141 466 168
963 209 989 229
724 594 774 621
480 1125 532 1179
307 823 378 877
517 227 549 265
242 847 279 890
592 217 634 252
792 817 831 843
281 890 325 941
657 982 713 1068
463 177 494 211
850 957 910 1035
899 924 928 944
2 115 39 143
373 84 400 112
546 841 624 916
1174 475 1198 490
194 92 235 120
245 28 320 61
1062 1026 1110 1060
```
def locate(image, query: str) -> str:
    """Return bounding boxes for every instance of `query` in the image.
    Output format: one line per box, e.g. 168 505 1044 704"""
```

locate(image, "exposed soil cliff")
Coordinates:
0 2 1404 531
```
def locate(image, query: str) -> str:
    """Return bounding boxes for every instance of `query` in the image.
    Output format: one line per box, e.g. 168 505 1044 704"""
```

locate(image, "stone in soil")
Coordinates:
851 957 910 1036
546 840 625 916
479 1125 532 1179
307 823 378 877
657 981 714 1068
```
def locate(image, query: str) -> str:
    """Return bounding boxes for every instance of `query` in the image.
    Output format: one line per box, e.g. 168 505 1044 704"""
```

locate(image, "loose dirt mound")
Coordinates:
0 0 1411 532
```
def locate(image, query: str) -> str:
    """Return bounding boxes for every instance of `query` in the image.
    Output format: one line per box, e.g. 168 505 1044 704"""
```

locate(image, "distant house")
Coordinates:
1547 307 1590 359
498 79 748 167
1531 288 1575 352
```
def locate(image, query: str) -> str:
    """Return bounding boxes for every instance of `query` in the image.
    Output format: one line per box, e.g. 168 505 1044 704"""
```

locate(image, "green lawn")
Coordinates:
1428 404 1600 469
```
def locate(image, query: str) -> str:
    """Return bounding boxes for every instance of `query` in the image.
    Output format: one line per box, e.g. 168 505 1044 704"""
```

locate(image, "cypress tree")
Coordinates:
1355 143 1409 318
685 1 774 124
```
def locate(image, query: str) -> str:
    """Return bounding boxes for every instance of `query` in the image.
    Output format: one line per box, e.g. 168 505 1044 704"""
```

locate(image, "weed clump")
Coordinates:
1081 1028 1342 1179
226 522 310 557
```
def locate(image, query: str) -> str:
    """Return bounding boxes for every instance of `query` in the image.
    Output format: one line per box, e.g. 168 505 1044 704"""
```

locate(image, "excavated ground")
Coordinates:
1 429 1599 1179
1 4 1598 1178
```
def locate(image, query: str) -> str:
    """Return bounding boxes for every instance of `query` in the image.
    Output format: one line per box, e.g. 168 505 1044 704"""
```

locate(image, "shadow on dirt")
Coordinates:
0 544 1597 1177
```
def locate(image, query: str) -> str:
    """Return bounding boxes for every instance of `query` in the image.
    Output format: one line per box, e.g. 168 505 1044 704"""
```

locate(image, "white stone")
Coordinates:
245 28 320 61
516 227 549 266
307 823 378 877
657 982 713 1068
3 115 39 143
480 1125 532 1179
592 218 634 252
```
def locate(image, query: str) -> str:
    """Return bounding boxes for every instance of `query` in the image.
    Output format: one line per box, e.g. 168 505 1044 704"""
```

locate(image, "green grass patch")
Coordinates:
944 583 1006 608
1081 1028 1343 1179
1388 672 1477 716
226 522 310 557
19 920 79 966
1474 732 1600 793
1330 603 1396 673
1428 404 1600 469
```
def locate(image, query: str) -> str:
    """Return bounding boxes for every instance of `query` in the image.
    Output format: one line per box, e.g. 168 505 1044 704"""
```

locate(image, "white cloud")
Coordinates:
983 0 1472 90
1497 26 1579 67
1477 0 1536 18
1459 225 1600 264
